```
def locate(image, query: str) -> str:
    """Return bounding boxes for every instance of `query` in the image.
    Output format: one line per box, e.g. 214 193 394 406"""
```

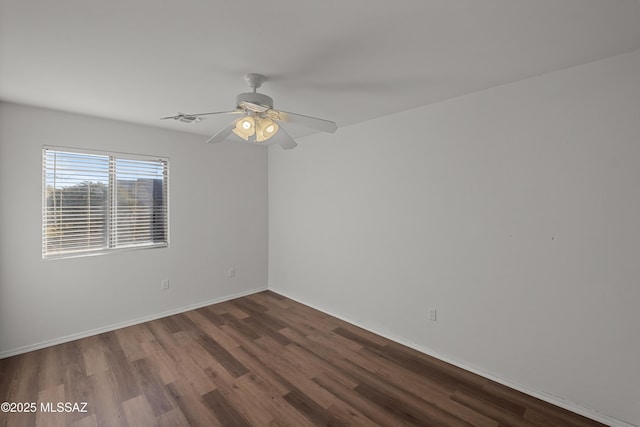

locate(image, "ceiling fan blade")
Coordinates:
275 110 337 133
206 120 237 144
161 112 193 120
271 126 298 150
190 110 242 117
161 110 241 121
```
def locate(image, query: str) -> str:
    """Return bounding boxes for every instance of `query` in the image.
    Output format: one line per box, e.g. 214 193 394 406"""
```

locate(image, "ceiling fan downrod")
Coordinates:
244 73 265 93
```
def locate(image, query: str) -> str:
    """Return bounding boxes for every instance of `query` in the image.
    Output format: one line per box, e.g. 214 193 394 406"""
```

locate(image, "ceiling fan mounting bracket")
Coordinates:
245 73 266 91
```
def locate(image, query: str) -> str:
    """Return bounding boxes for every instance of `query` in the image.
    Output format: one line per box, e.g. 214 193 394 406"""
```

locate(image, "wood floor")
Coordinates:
1 291 604 427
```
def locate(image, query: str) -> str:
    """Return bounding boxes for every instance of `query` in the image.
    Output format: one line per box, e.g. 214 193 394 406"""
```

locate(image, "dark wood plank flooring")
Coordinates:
0 291 605 426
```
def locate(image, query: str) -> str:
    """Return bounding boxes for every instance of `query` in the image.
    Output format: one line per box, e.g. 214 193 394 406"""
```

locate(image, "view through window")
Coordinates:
43 148 168 258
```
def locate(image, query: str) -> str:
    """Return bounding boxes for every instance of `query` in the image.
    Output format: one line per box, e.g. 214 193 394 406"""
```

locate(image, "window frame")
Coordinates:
42 146 169 260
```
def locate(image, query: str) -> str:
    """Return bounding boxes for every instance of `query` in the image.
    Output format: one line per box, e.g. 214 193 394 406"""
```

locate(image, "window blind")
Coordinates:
43 148 168 258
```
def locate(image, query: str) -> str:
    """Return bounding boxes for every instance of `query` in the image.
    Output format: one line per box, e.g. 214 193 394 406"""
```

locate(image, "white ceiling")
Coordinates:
1 0 640 140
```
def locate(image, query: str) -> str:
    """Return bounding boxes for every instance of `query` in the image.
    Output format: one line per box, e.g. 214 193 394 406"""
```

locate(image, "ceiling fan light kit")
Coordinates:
161 73 337 150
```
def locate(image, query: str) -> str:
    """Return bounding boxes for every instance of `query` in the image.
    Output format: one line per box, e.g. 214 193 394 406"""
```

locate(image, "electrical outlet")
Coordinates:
161 279 169 290
428 307 437 322
228 267 235 278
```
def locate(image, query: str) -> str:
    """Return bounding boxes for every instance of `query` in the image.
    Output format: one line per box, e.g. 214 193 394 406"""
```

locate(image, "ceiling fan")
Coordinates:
161 73 337 150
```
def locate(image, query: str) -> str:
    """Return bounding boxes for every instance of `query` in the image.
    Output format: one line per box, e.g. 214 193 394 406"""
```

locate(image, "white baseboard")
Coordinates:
271 288 636 427
0 286 267 359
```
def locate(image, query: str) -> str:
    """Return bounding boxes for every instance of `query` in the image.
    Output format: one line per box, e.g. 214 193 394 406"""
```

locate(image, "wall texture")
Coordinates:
269 50 640 425
0 103 268 356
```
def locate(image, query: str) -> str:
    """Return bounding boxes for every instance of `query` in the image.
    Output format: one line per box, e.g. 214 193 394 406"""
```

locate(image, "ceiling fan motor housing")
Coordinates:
236 92 274 110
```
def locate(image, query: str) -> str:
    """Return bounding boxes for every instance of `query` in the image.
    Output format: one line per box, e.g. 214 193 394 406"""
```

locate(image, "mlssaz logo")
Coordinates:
40 402 88 413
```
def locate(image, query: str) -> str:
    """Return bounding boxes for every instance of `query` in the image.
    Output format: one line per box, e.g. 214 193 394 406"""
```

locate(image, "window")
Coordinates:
43 147 168 258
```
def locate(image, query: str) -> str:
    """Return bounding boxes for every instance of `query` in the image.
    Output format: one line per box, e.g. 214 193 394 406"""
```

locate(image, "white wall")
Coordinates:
269 50 640 426
0 103 268 356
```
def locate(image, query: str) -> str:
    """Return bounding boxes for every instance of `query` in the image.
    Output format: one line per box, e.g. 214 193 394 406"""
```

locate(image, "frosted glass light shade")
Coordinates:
256 117 279 142
233 116 255 140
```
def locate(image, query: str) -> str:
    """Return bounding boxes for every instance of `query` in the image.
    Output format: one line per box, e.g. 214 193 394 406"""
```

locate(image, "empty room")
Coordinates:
1 1 639 426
